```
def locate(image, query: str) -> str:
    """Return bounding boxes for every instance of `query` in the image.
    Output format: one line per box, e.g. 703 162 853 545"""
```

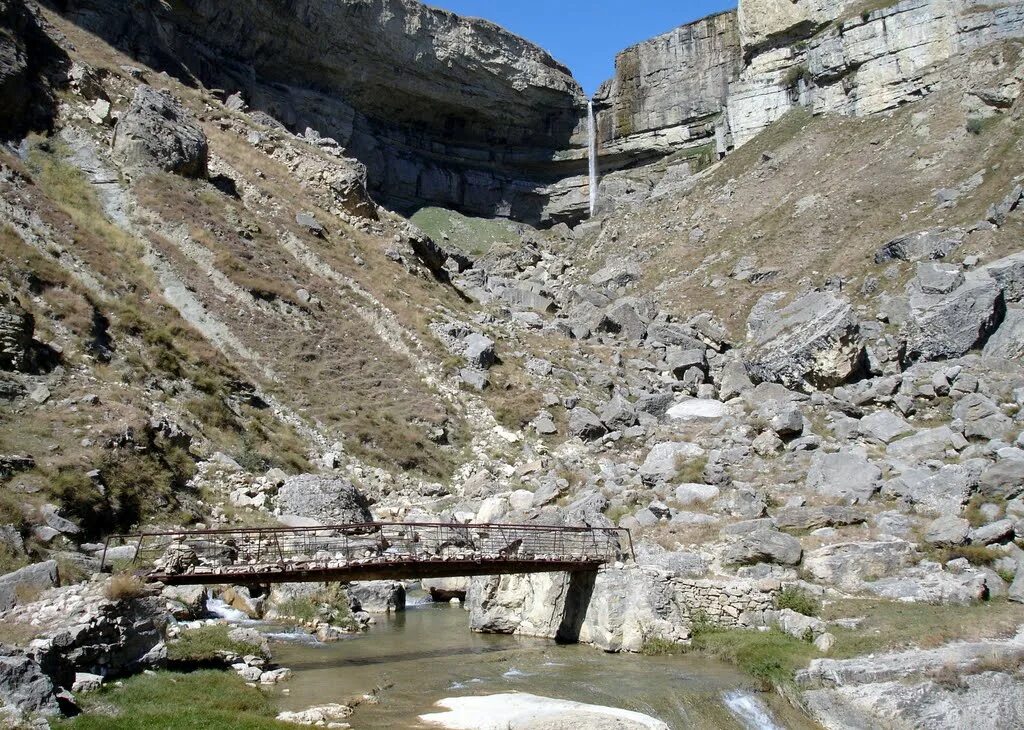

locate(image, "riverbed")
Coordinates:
265 600 819 729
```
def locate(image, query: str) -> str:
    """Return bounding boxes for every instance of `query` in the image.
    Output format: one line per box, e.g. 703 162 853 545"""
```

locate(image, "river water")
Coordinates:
265 600 819 729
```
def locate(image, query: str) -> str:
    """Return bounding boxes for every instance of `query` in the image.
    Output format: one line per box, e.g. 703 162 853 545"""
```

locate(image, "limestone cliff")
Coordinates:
589 0 1024 205
727 0 1024 146
593 11 742 169
55 0 590 224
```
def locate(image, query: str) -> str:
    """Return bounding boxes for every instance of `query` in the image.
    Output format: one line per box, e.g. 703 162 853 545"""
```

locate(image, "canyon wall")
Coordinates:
592 0 1024 203
54 0 591 225
46 0 1024 224
592 11 743 169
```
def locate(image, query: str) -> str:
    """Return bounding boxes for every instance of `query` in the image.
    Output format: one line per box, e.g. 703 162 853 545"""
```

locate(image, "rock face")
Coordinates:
722 529 803 566
593 11 741 181
1 581 169 681
348 581 405 613
63 0 588 224
274 475 372 525
584 0 1024 213
112 85 208 178
727 0 1024 147
0 0 67 140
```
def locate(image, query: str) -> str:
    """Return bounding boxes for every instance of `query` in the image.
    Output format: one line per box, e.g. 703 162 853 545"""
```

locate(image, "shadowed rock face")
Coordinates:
56 0 588 224
0 0 69 139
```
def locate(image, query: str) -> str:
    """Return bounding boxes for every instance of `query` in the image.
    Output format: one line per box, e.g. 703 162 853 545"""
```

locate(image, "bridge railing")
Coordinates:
100 521 634 578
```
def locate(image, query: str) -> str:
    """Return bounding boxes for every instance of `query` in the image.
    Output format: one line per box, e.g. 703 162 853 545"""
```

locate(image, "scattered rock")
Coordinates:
112 85 208 178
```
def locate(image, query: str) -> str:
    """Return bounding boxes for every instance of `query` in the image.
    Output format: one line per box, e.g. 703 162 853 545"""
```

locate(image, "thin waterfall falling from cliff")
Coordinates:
588 100 598 217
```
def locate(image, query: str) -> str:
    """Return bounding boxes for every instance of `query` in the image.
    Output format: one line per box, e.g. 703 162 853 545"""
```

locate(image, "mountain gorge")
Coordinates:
2 0 1024 727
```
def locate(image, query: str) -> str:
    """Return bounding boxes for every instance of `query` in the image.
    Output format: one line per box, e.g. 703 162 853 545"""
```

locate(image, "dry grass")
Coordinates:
104 574 149 601
824 599 1024 657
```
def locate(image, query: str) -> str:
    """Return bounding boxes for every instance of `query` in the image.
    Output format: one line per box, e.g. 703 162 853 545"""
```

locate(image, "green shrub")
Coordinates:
640 636 685 656
674 455 708 484
104 574 149 602
934 544 1001 567
776 586 821 617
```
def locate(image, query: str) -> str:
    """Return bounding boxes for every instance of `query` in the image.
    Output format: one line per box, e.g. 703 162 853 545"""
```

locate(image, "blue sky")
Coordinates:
429 0 737 96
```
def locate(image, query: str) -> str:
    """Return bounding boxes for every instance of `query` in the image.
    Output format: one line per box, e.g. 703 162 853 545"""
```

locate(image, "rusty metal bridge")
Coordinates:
101 522 634 586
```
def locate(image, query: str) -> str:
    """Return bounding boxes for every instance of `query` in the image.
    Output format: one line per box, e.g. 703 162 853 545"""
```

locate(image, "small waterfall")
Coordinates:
206 598 251 623
588 99 598 217
722 691 783 730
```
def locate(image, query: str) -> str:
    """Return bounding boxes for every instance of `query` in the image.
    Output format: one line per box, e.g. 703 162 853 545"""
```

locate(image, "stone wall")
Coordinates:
469 566 778 653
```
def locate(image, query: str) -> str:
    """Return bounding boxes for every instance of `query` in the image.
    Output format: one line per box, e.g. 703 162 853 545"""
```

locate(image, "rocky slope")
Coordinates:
1 0 1024 728
54 0 591 226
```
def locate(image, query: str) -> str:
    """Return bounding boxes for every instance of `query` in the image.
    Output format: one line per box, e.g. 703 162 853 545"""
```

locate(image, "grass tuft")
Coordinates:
166 624 267 664
776 586 821 617
104 574 149 602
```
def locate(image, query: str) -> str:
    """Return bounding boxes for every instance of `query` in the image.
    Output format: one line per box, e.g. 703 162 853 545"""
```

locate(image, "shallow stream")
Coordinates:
262 600 819 729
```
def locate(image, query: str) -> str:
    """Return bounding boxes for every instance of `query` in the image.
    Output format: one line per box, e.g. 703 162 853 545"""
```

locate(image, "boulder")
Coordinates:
462 333 496 369
666 399 725 421
348 581 405 613
673 483 720 506
858 411 913 445
952 393 1012 440
874 228 964 263
567 408 606 440
744 290 865 391
274 475 372 525
978 459 1024 499
983 308 1024 359
666 348 707 377
887 426 963 462
924 515 970 546
805 449 881 504
881 465 975 516
0 646 60 717
639 442 704 484
598 396 637 430
112 85 208 178
722 529 802 566
773 506 866 532
901 263 1003 363
803 541 919 591
982 250 1024 303
865 566 988 605
161 585 207 620
1011 564 1024 604
0 560 58 612
970 519 1015 545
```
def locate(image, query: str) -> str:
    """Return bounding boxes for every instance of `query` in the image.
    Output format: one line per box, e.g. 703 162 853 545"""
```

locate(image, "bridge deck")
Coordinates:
103 521 632 586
